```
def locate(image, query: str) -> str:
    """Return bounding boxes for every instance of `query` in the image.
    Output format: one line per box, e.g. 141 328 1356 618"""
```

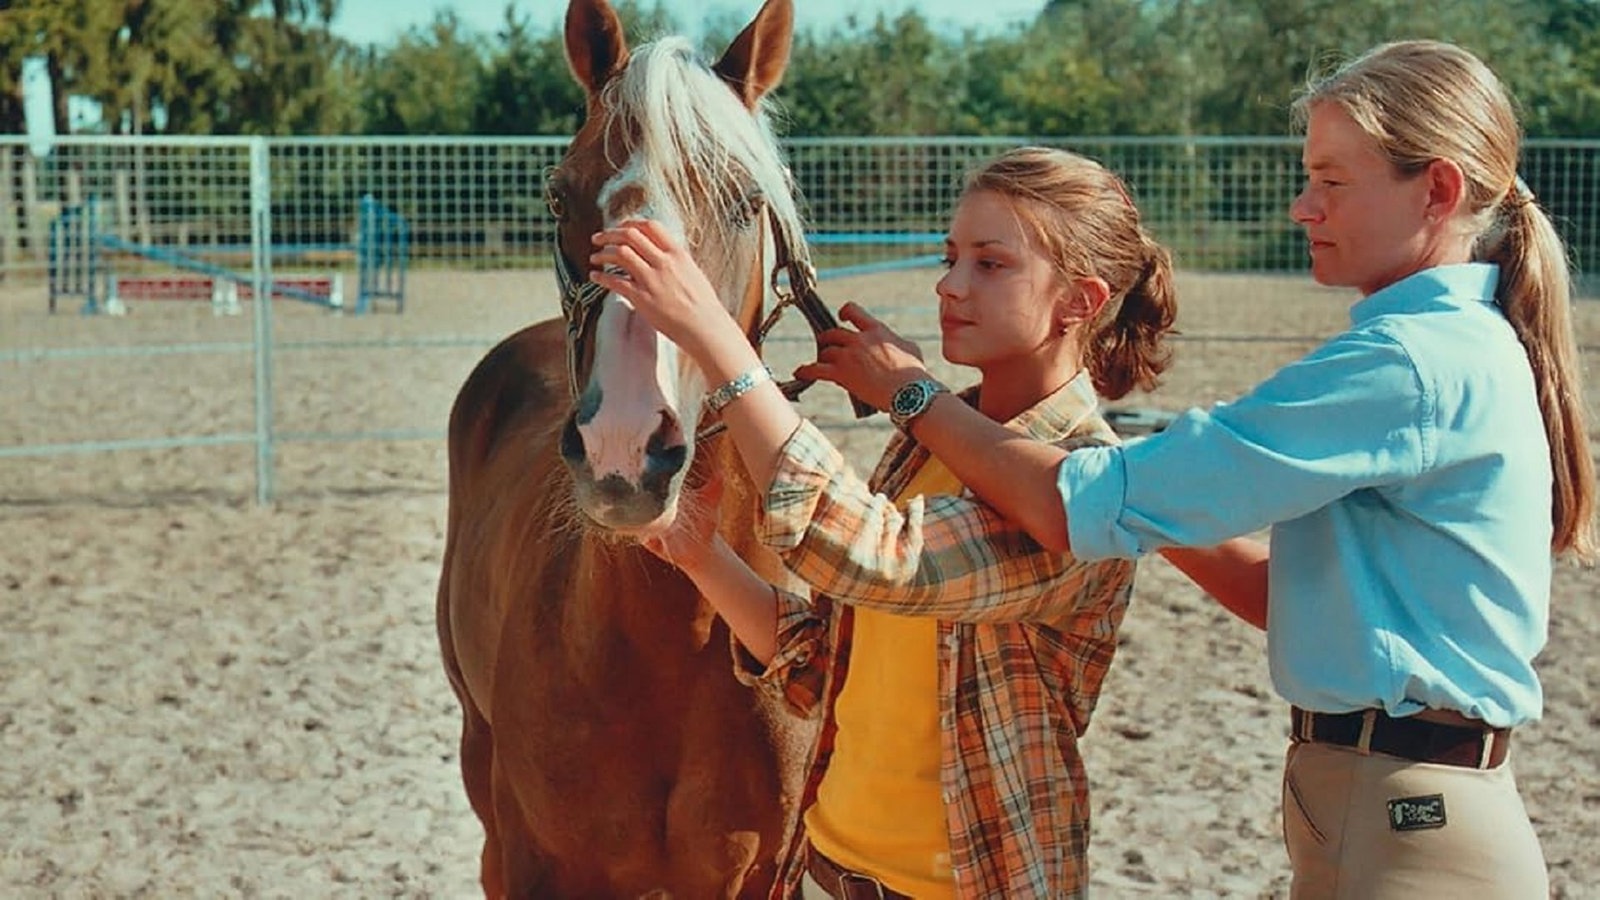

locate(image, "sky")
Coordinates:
330 0 1049 46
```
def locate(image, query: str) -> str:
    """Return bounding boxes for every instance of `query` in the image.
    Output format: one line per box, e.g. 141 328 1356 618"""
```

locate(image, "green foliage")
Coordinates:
0 0 355 135
2 0 1596 138
470 7 583 135
779 11 965 135
357 12 485 134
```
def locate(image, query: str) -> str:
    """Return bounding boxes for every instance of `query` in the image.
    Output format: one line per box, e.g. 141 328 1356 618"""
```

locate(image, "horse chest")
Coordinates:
493 619 788 889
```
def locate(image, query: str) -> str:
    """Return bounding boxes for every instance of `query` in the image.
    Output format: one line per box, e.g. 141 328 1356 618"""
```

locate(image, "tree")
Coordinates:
212 0 359 135
472 5 583 135
0 0 121 135
777 11 961 135
357 11 484 134
952 22 1121 135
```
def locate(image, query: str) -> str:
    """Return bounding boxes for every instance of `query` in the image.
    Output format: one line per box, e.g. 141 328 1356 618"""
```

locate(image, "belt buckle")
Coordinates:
839 871 887 900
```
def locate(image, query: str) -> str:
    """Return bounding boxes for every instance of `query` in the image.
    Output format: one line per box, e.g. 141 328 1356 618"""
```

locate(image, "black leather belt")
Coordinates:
1291 706 1510 769
805 842 913 900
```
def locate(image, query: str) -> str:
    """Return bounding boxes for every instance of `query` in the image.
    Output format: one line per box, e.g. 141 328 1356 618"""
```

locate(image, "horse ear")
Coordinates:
712 0 793 107
565 0 630 97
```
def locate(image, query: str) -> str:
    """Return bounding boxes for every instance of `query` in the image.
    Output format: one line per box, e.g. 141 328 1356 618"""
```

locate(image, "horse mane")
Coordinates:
603 36 807 256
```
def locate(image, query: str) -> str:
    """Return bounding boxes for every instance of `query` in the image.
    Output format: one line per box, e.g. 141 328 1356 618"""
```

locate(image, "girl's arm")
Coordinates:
591 221 1074 554
595 220 1097 622
645 477 828 719
1158 539 1271 630
666 534 782 664
590 219 804 492
798 303 1074 553
644 476 781 663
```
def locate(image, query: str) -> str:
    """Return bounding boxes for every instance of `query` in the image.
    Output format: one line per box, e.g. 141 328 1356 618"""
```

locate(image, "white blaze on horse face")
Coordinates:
576 299 684 482
573 168 693 484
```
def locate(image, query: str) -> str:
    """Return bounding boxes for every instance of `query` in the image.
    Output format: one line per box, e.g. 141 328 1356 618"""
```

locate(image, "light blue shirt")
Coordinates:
1060 264 1551 727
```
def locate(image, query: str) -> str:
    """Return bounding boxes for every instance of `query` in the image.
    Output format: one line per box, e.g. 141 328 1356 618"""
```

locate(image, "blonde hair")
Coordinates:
964 146 1177 400
1295 40 1597 562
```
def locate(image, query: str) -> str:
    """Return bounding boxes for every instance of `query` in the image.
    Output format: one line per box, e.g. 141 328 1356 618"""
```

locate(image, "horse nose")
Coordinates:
561 404 688 489
560 406 690 531
589 415 684 501
640 409 688 493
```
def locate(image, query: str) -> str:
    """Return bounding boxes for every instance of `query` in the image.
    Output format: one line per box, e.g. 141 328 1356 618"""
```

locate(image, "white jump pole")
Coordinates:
249 138 276 505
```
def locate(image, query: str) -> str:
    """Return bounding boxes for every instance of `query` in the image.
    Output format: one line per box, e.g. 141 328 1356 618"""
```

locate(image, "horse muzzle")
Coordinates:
559 411 689 533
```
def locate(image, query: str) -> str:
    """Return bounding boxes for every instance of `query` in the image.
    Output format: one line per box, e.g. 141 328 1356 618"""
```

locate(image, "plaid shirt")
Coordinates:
737 372 1135 899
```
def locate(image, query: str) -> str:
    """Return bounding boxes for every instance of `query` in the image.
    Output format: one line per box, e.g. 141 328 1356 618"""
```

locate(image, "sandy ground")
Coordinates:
2 267 1597 898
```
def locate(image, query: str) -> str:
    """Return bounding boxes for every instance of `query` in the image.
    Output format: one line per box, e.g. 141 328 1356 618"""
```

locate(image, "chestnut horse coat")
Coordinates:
436 1 816 897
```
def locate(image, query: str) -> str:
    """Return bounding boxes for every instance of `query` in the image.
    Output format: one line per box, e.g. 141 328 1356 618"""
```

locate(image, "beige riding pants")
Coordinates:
1283 740 1548 899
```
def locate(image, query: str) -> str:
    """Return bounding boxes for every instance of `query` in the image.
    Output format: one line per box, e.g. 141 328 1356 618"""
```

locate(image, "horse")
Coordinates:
435 0 825 896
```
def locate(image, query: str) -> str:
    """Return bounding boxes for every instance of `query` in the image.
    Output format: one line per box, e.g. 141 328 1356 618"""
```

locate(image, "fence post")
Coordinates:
22 155 44 264
250 138 277 505
0 148 17 276
114 169 132 243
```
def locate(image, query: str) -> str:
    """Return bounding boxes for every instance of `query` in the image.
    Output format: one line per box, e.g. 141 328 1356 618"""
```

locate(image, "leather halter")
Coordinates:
544 166 871 438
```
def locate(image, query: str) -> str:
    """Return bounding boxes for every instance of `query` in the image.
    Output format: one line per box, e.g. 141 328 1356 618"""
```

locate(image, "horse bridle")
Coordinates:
543 166 871 439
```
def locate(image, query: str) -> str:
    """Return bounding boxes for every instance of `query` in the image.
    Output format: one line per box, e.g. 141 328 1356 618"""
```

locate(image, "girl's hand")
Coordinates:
642 469 725 574
589 219 744 360
795 302 930 410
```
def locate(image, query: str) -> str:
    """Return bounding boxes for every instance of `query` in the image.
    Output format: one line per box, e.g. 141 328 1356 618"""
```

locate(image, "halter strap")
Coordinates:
760 208 878 420
545 169 875 434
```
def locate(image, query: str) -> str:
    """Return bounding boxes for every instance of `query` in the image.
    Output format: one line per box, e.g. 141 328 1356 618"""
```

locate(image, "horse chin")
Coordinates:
623 506 679 542
567 471 684 538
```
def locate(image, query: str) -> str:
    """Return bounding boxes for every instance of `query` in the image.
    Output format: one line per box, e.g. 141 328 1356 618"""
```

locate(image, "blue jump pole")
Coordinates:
95 234 337 308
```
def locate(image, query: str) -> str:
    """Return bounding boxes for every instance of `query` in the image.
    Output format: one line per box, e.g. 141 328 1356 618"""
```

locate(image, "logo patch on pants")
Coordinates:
1388 794 1447 831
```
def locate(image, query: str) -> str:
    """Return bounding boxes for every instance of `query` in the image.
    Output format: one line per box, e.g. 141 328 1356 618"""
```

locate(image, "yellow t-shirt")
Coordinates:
803 455 961 898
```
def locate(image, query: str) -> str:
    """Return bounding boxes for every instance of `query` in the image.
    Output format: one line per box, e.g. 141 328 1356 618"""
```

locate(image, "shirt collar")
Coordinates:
1350 262 1501 325
961 368 1101 442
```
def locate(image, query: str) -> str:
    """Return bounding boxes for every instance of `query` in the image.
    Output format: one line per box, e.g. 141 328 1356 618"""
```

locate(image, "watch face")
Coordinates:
892 382 928 417
890 380 942 428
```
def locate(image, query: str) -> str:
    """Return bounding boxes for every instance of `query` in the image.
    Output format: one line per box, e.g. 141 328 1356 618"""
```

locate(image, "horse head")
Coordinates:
547 0 798 536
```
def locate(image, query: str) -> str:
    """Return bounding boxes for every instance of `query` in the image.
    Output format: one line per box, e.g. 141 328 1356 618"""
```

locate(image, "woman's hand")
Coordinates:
642 469 726 575
589 219 751 369
795 302 931 410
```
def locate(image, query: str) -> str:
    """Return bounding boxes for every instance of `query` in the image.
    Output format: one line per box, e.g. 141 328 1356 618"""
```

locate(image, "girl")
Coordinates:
590 147 1178 898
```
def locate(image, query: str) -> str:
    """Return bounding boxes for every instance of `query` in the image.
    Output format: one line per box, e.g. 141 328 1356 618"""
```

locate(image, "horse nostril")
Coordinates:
642 411 688 486
559 416 586 465
655 408 686 447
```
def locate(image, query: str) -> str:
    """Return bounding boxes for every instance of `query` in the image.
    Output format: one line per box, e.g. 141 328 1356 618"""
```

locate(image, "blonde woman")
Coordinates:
590 148 1178 898
795 42 1595 898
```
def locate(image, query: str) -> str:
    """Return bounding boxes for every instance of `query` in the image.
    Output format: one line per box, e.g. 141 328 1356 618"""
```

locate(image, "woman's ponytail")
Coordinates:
1483 192 1597 561
1089 235 1178 401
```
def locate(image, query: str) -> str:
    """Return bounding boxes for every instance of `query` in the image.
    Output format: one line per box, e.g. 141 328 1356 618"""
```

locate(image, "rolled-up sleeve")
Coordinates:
730 587 827 719
760 420 1121 623
1061 328 1429 559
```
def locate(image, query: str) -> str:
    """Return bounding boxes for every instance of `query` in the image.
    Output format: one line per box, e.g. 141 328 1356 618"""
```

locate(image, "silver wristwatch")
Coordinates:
887 378 949 431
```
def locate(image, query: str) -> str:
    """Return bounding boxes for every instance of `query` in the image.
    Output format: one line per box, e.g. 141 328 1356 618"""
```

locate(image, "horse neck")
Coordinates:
706 430 795 595
553 435 771 661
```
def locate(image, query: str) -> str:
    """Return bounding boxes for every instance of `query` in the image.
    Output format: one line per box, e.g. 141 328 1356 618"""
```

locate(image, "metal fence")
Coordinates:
7 135 1600 281
3 135 1597 502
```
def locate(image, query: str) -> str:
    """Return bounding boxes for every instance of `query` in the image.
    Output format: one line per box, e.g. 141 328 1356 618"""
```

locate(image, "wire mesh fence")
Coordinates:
2 135 1596 503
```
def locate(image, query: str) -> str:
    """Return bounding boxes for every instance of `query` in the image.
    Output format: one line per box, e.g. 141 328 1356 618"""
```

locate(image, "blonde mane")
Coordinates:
603 36 806 256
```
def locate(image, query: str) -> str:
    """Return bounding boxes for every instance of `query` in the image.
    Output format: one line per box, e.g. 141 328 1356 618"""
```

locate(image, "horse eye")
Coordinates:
734 191 764 228
545 186 567 221
543 168 568 220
